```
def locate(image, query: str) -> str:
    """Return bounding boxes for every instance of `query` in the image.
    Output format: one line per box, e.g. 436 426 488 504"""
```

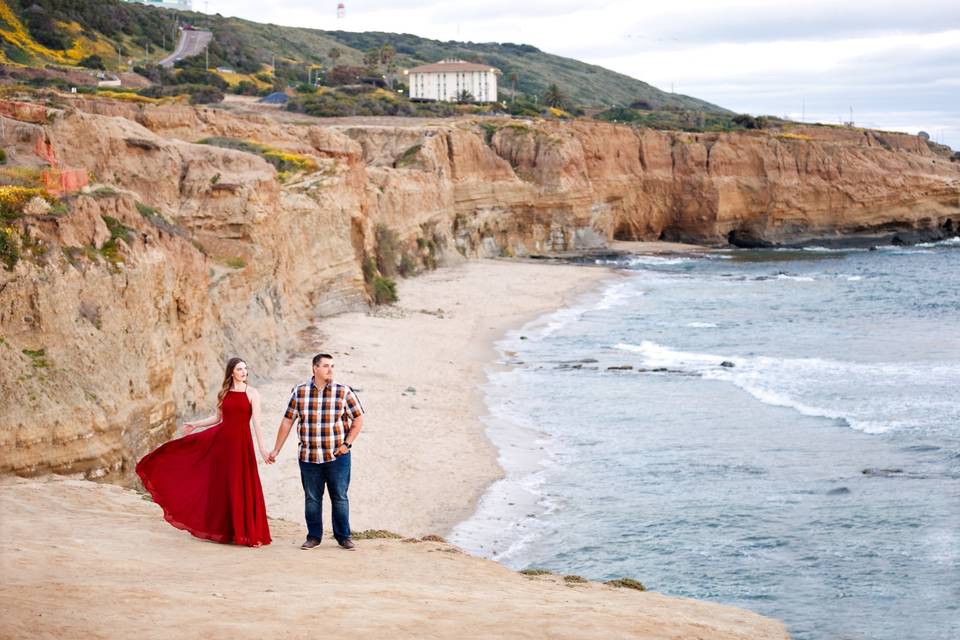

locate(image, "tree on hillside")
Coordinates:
379 44 396 66
457 89 475 103
380 44 399 89
542 83 568 109
507 72 518 102
363 48 381 73
328 47 342 64
328 65 364 86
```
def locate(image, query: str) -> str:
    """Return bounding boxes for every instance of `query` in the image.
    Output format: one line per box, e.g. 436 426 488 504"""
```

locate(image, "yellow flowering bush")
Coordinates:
0 186 55 220
777 133 813 142
199 137 318 176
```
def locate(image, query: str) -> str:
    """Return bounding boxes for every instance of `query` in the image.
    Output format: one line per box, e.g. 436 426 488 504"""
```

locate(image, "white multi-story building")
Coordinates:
123 0 193 10
405 59 500 103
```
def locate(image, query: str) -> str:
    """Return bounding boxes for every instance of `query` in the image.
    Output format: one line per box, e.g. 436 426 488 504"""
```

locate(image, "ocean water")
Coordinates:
451 240 960 640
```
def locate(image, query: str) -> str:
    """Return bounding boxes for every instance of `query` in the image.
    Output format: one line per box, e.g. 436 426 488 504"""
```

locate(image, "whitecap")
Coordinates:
686 322 719 328
775 274 815 282
613 340 960 436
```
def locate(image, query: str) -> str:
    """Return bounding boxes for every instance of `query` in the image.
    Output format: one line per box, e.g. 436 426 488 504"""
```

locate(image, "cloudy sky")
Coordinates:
204 0 960 149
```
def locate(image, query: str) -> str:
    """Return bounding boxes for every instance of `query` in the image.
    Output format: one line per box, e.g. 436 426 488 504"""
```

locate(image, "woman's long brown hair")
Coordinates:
217 357 245 409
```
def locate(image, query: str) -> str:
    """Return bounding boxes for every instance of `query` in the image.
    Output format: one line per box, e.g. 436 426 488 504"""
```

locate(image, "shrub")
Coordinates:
519 568 553 576
234 80 261 96
353 529 403 539
199 138 317 174
371 275 397 305
361 255 377 284
374 224 400 276
0 148 6 165
421 534 445 543
0 225 19 271
0 186 55 222
606 578 646 591
327 65 365 86
480 123 498 145
22 347 49 368
777 133 812 142
79 55 105 70
398 252 417 277
189 87 225 105
99 215 133 264
175 68 229 90
395 144 421 168
731 113 768 130
563 575 588 583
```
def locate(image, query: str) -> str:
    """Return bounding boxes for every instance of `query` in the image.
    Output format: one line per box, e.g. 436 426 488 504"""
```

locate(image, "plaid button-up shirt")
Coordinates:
284 378 364 464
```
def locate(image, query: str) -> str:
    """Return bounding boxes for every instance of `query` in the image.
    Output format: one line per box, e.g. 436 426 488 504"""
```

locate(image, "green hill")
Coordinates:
0 0 727 113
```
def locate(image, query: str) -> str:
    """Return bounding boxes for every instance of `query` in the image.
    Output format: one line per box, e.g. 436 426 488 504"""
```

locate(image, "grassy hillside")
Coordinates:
0 0 727 113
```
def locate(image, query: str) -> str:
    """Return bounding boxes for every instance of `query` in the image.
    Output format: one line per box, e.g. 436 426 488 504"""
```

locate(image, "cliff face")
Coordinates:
2 98 958 478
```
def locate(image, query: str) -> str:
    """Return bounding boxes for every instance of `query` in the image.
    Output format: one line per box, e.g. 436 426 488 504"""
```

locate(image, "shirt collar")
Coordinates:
310 376 333 391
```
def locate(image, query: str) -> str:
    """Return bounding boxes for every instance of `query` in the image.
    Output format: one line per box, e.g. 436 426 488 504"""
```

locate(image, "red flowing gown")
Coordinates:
136 390 271 547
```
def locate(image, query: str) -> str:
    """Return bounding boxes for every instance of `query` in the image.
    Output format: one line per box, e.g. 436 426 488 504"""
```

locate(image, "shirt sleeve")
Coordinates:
283 386 300 421
343 387 364 420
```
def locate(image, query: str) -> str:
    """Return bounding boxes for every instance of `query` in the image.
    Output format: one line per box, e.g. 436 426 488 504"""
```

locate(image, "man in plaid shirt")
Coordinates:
268 353 365 550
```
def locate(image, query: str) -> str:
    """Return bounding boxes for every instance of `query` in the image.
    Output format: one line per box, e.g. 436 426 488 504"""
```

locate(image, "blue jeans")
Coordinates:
299 455 351 543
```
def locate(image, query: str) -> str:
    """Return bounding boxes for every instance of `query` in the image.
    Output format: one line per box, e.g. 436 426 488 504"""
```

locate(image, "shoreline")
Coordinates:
257 258 618 537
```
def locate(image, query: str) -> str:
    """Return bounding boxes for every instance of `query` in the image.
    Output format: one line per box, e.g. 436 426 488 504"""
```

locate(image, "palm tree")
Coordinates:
507 72 518 102
379 44 396 66
542 83 567 109
328 47 342 65
457 89 475 103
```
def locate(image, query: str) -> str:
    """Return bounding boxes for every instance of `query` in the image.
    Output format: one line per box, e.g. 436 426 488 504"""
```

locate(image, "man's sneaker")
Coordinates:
300 537 321 550
338 538 356 550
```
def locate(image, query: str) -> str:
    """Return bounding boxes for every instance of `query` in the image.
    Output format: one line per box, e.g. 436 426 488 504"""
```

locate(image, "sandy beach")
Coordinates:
257 259 615 537
0 257 789 639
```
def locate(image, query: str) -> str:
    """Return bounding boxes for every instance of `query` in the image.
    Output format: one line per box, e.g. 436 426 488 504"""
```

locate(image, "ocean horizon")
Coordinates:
451 239 960 640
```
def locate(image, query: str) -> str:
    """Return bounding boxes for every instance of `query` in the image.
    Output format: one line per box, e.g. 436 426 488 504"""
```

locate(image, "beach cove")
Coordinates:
0 258 790 639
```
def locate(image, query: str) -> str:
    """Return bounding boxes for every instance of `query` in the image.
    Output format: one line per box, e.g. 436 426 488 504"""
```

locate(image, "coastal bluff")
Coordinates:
1 96 958 481
0 476 790 640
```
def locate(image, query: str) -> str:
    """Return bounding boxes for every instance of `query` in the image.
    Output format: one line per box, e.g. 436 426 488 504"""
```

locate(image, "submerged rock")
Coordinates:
862 468 905 477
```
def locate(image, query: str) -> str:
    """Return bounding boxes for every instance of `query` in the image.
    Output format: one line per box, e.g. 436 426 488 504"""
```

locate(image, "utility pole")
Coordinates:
272 54 276 76
117 46 122 72
802 98 805 123
205 44 209 70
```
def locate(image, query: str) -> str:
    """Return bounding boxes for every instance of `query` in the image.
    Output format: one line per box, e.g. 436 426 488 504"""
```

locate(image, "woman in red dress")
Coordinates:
136 357 272 546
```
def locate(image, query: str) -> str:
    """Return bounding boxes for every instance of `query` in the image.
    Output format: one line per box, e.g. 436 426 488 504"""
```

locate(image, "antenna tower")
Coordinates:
337 2 345 18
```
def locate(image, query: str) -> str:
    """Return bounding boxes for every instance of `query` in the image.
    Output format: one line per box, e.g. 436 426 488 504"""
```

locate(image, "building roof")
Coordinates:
407 60 502 75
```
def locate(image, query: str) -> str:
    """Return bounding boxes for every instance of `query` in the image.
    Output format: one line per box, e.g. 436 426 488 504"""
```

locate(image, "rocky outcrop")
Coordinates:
1 98 958 478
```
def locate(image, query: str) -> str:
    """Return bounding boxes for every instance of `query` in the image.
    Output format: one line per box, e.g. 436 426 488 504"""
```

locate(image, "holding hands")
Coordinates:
259 445 274 464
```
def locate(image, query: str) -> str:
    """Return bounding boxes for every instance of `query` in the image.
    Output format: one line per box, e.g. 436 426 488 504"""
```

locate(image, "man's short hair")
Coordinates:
312 353 333 366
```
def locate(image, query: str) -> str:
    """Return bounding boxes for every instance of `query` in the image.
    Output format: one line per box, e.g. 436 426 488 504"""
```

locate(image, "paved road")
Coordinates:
159 29 212 68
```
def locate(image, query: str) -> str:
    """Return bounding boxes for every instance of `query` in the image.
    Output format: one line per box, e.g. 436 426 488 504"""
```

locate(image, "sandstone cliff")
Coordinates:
1 97 958 478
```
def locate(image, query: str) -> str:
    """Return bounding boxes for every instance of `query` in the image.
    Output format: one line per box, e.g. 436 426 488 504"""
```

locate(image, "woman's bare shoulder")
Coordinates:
245 385 259 397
